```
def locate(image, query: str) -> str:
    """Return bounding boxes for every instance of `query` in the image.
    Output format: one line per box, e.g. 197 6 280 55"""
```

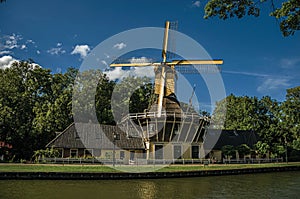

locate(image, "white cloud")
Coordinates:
47 43 66 55
257 77 291 93
131 66 155 79
0 55 17 69
104 57 155 80
103 67 126 80
0 33 23 53
47 47 66 55
129 56 150 64
223 70 269 78
0 50 11 55
71 44 90 58
0 55 41 69
192 1 201 7
280 58 300 68
5 34 22 49
0 34 38 55
113 42 127 50
26 39 35 44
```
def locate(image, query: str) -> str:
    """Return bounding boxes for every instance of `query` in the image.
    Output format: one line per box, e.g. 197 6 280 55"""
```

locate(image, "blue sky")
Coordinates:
0 0 299 112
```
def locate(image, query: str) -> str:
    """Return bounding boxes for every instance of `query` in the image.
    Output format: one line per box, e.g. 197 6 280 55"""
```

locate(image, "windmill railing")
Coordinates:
119 111 210 123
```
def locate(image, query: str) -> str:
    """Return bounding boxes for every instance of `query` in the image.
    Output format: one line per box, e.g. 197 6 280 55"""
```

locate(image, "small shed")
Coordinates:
203 129 260 161
46 123 145 163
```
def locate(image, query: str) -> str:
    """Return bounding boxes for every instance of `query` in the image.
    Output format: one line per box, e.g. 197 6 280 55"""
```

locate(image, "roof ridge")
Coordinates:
45 123 75 147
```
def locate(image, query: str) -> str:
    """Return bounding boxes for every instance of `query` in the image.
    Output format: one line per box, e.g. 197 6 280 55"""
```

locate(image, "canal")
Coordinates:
0 171 299 199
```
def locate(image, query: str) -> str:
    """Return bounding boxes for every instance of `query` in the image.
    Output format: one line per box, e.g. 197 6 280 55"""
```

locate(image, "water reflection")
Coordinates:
0 172 299 199
137 181 157 199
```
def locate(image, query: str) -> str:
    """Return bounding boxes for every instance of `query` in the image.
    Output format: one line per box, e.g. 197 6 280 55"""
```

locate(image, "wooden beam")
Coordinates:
167 60 223 66
169 112 176 142
162 21 170 63
184 115 195 143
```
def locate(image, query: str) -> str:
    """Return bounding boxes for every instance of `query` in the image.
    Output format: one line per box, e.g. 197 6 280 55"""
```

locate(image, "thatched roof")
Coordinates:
203 129 260 150
46 123 145 150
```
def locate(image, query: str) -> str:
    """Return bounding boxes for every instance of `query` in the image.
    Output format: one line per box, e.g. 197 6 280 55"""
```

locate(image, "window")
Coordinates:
93 149 101 157
84 149 93 157
192 146 199 159
130 151 135 161
70 149 78 158
120 151 125 159
155 145 163 159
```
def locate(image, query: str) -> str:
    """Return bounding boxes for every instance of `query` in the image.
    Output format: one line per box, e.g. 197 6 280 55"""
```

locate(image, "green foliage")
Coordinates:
212 95 280 146
0 61 53 160
0 60 298 162
212 95 279 133
271 0 300 36
213 87 300 157
254 141 270 157
32 147 60 163
204 0 300 36
0 62 154 160
221 145 236 158
110 76 153 123
280 86 300 150
292 139 300 150
236 144 251 158
204 0 260 19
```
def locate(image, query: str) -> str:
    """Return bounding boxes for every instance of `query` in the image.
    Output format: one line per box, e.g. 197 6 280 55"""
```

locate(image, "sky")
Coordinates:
0 0 299 113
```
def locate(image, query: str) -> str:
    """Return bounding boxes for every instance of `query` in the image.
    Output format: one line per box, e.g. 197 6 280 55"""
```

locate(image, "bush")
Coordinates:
32 147 60 163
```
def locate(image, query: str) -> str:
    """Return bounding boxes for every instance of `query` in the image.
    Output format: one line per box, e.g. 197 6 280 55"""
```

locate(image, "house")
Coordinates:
0 141 13 161
46 123 145 164
46 119 207 163
202 129 260 162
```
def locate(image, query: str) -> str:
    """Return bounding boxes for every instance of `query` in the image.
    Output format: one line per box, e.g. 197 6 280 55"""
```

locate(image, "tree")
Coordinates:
0 63 80 160
271 144 286 158
212 94 280 145
254 141 270 158
110 76 153 123
236 144 251 158
95 73 116 124
279 86 300 150
204 0 300 36
0 61 53 160
33 67 78 149
32 147 60 163
221 145 236 159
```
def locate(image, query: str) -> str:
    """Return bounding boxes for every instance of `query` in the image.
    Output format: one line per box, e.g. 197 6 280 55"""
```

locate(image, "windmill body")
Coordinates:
110 21 223 160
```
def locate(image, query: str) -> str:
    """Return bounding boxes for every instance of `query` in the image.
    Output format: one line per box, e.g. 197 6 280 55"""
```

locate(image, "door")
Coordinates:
155 145 164 159
130 151 135 161
192 146 199 159
173 145 182 159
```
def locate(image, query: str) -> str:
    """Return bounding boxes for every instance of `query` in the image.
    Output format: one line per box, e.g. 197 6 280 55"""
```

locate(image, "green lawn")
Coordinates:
0 162 299 173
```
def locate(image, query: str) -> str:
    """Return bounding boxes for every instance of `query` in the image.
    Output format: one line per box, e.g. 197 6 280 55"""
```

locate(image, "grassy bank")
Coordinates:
0 162 299 173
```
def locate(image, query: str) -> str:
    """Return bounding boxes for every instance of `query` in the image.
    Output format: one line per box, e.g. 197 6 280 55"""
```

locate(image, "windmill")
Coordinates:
110 21 223 160
110 21 223 118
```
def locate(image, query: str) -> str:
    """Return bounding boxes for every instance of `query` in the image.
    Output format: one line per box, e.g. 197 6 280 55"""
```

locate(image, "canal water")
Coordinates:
0 171 299 199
